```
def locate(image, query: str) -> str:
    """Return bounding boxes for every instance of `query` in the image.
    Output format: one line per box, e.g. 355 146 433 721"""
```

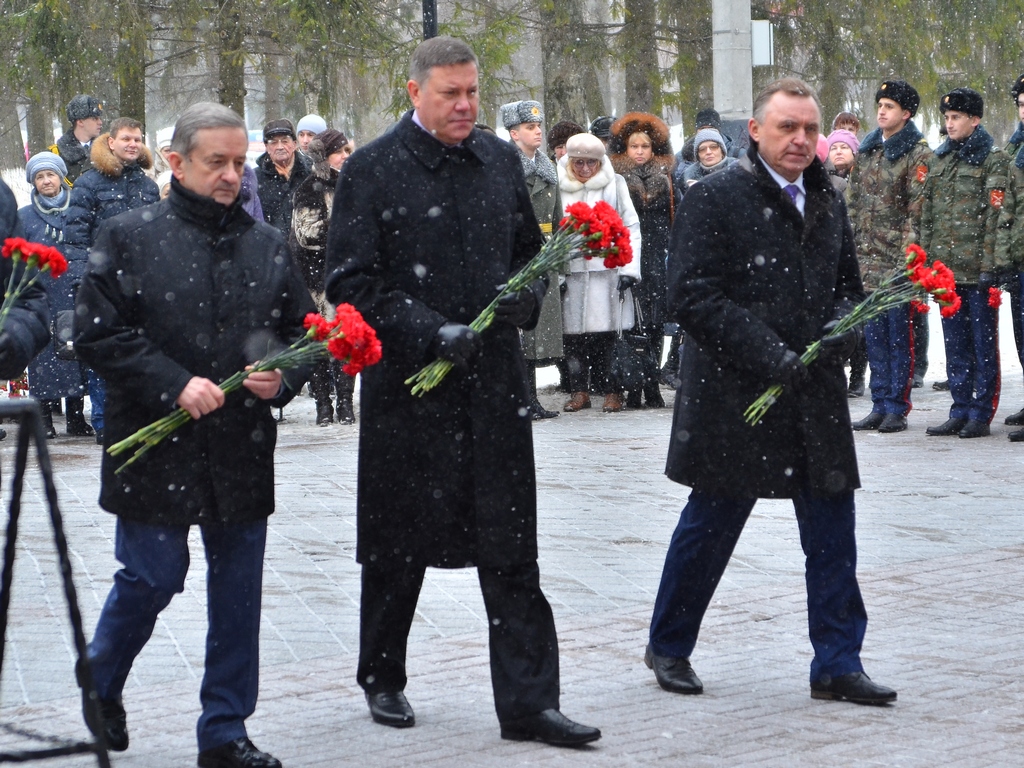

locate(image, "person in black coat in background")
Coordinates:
74 102 312 768
0 178 51 440
326 36 599 747
646 78 897 707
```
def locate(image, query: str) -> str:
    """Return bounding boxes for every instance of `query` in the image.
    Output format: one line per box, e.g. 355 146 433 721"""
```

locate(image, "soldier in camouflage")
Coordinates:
996 73 1024 436
847 80 932 434
920 88 1008 438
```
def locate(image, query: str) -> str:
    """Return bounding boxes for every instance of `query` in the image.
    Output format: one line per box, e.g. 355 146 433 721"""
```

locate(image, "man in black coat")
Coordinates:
49 94 104 185
326 36 599 747
74 102 312 768
646 79 897 706
254 119 312 236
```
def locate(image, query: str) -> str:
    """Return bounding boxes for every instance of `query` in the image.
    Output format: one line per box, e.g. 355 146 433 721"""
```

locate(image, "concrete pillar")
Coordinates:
712 0 752 120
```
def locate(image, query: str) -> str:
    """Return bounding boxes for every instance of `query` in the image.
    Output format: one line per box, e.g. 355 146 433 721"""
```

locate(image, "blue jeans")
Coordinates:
941 285 1000 423
864 303 914 416
649 489 868 683
88 518 267 752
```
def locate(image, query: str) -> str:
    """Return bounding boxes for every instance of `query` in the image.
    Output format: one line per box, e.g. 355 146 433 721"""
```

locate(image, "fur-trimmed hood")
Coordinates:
607 112 674 158
90 132 154 178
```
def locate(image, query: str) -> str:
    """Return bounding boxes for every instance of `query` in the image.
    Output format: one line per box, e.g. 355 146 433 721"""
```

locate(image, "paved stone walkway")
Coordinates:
1 312 1024 766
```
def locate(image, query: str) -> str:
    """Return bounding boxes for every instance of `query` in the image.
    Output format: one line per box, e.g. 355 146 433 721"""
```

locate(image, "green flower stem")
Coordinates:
108 327 331 473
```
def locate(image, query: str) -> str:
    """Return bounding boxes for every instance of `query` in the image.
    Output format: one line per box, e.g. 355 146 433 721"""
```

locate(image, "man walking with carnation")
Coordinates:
646 78 897 706
74 102 313 768
325 35 599 747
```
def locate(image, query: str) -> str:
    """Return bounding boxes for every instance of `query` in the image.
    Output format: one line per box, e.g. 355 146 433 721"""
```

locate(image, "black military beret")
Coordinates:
875 81 920 118
940 87 984 118
1012 74 1024 102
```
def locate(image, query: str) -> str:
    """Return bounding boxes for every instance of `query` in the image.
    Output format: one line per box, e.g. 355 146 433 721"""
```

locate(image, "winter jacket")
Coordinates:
19 190 89 399
847 121 932 290
50 130 93 185
74 179 313 525
516 146 563 361
289 148 338 297
557 155 642 334
919 126 1007 283
325 111 545 569
665 145 864 499
0 179 50 379
255 151 312 235
682 155 736 189
64 134 160 253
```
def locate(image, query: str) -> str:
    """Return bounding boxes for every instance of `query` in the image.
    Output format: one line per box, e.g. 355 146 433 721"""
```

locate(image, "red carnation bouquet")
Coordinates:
406 200 632 395
745 244 961 425
1 237 68 331
108 304 381 473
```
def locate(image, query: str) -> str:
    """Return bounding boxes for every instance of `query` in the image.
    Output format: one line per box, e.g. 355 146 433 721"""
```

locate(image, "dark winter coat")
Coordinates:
74 179 314 526
611 154 675 330
255 151 312 235
288 149 338 296
325 111 546 569
50 130 93 185
64 135 160 253
665 144 864 499
19 190 89 399
0 180 50 380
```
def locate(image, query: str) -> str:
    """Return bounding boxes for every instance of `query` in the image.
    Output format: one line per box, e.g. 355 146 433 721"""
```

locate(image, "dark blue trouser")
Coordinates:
88 518 267 752
87 371 105 432
865 303 915 416
941 285 1000 423
649 489 868 683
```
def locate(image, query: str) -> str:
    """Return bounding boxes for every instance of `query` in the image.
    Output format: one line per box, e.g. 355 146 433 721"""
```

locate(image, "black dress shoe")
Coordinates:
500 709 601 747
529 400 559 420
198 737 281 768
1009 428 1024 442
926 417 967 436
932 379 950 391
644 645 703 694
85 696 128 752
1005 407 1024 426
852 412 884 431
878 413 907 433
810 671 897 705
958 420 990 438
366 691 415 728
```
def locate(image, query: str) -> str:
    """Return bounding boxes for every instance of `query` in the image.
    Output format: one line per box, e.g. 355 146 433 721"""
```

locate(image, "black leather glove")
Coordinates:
818 319 860 362
978 271 995 292
773 349 809 388
430 323 482 369
617 275 638 294
494 286 538 327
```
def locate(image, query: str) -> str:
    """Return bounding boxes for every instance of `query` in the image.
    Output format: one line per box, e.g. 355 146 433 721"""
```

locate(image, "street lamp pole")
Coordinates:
423 0 438 39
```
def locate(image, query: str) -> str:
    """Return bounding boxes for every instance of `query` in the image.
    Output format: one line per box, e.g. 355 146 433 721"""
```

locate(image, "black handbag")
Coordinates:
609 295 648 390
53 309 77 361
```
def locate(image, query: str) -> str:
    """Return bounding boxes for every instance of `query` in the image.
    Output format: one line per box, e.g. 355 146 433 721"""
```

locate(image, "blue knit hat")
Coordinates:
26 151 68 184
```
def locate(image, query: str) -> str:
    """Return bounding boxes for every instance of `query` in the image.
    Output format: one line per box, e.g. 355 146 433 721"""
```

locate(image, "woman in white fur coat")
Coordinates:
558 133 642 413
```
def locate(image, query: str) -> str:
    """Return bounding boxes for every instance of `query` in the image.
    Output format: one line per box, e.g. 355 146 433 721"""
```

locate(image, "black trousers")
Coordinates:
564 332 615 394
358 560 561 722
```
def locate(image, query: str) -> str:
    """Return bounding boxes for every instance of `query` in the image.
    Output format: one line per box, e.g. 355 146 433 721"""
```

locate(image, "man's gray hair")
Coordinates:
170 102 247 156
409 36 478 84
752 78 822 123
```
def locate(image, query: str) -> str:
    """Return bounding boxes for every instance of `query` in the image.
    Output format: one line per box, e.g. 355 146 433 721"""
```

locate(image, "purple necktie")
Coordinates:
784 184 800 204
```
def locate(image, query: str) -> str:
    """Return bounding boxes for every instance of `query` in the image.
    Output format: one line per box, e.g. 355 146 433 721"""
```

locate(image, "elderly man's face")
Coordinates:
748 92 820 182
266 134 297 167
407 62 479 146
169 126 248 206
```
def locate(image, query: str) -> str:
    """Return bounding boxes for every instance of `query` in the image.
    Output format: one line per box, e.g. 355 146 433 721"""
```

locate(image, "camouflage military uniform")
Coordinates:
921 125 1007 427
846 120 932 419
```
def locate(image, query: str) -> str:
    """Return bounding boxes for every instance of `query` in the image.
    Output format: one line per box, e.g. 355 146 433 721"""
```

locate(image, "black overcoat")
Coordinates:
74 180 313 525
325 111 545 569
665 145 864 499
